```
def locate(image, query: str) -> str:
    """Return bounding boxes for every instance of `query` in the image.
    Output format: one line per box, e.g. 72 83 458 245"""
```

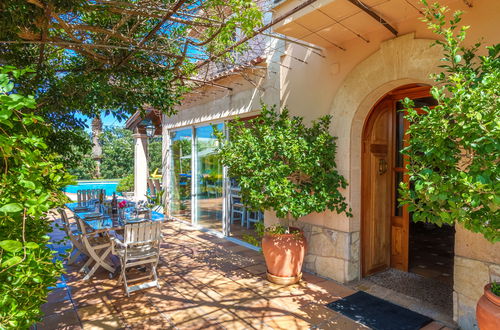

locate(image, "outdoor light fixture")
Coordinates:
142 119 156 138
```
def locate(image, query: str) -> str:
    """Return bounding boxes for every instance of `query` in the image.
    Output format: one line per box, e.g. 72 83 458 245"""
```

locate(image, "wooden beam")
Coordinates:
115 0 188 68
346 0 398 36
183 77 233 91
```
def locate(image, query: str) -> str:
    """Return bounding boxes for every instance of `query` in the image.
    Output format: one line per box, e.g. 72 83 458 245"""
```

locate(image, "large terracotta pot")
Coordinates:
261 227 306 285
476 284 500 330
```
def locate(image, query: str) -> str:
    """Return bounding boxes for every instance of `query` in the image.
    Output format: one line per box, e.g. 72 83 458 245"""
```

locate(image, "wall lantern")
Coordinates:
141 119 156 138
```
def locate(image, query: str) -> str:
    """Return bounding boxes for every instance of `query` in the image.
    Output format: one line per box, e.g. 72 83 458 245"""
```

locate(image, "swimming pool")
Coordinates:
63 181 120 196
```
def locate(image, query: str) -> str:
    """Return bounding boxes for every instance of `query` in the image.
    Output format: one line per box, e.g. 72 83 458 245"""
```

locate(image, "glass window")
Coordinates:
170 129 192 222
195 124 224 232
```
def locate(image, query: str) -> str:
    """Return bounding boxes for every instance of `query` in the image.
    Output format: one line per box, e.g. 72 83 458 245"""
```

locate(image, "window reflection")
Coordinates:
170 129 192 222
195 124 223 232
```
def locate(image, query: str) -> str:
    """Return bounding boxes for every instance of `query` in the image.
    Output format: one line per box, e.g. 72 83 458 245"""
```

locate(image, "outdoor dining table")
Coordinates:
65 201 166 280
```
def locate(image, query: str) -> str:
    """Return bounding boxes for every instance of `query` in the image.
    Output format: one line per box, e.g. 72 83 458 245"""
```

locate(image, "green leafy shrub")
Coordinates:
0 66 74 328
491 282 500 297
400 2 499 242
216 104 351 221
117 174 134 193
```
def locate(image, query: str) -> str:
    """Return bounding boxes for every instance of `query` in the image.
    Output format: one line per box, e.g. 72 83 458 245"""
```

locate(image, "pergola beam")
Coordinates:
346 0 398 36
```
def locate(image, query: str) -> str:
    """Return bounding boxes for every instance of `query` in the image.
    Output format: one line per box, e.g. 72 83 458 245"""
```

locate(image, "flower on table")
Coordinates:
118 201 127 208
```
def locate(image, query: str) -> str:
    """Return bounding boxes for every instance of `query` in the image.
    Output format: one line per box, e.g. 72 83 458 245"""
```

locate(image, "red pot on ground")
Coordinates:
261 227 306 285
476 284 500 330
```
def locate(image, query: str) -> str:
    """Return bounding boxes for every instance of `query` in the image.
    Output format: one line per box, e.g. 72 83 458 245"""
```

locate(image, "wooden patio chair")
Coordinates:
58 208 89 265
230 188 246 226
110 221 162 296
74 216 115 280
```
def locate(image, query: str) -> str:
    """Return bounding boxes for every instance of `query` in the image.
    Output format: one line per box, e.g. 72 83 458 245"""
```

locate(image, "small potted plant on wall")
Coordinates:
216 105 351 285
117 174 134 199
476 282 500 330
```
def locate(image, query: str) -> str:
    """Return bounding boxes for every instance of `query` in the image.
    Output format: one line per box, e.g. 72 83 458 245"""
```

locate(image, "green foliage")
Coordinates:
491 282 500 297
400 1 500 242
66 130 96 180
0 66 73 328
0 0 262 115
100 127 134 179
149 137 163 176
117 174 134 193
216 104 351 220
0 0 262 164
242 222 303 249
68 127 140 180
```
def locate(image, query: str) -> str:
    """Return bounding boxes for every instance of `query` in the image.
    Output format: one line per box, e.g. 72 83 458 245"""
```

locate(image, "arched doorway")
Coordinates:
361 84 444 277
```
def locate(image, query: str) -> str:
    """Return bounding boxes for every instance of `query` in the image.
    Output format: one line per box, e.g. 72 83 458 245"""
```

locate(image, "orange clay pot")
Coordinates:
261 227 306 285
476 284 500 330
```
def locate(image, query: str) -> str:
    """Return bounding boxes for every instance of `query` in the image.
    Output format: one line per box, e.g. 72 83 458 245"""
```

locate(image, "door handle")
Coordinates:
378 158 388 175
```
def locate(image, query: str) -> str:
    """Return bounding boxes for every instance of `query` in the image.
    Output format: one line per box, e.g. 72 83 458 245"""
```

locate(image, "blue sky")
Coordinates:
76 111 129 132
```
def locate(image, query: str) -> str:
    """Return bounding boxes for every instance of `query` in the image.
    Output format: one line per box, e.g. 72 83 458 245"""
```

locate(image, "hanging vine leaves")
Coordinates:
400 1 500 242
0 66 74 328
0 0 263 116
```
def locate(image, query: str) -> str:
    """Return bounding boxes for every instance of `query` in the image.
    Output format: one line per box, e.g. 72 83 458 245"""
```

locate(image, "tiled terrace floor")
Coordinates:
37 213 452 330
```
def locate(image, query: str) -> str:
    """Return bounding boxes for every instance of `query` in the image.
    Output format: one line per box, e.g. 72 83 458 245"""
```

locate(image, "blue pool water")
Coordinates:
63 181 120 196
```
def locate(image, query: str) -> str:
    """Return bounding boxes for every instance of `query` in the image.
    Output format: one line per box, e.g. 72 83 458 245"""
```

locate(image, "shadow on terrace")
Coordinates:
37 209 372 330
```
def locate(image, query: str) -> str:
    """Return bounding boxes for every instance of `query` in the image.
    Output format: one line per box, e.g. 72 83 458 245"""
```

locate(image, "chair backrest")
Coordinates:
58 208 72 234
124 221 162 245
230 188 242 204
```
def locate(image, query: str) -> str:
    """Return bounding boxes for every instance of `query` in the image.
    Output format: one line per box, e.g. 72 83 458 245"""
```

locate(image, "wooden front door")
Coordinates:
362 99 394 276
361 85 432 277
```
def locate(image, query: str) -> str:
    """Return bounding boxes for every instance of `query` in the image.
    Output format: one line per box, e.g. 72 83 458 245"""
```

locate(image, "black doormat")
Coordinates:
325 291 433 330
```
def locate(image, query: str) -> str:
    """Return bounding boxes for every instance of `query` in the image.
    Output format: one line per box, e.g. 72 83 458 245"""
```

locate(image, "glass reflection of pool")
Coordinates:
63 181 120 196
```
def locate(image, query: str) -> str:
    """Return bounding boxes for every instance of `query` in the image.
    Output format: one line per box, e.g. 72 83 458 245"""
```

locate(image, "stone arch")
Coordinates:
328 34 442 278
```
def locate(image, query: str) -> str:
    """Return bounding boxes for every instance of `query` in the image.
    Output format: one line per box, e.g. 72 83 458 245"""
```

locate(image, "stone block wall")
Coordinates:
280 219 360 283
453 225 500 329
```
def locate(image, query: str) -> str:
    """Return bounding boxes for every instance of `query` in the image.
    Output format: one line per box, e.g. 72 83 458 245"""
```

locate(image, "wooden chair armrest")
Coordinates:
110 236 126 248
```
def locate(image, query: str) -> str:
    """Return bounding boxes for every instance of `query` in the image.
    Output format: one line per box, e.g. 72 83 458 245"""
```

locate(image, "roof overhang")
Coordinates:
125 108 163 136
272 0 459 48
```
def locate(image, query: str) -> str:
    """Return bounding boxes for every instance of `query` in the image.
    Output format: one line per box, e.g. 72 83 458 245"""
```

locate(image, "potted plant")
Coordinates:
476 282 500 330
216 105 351 284
116 174 134 199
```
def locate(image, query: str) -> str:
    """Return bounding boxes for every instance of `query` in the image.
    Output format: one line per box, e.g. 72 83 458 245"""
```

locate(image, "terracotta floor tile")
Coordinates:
288 303 338 325
242 263 268 275
114 300 159 320
47 288 71 303
302 273 328 284
262 314 311 329
202 309 255 330
225 245 251 253
301 280 357 304
72 290 110 308
228 298 290 325
36 309 81 330
41 299 74 316
124 313 172 329
77 303 116 322
44 220 443 329
167 304 218 327
314 315 369 329
81 315 124 330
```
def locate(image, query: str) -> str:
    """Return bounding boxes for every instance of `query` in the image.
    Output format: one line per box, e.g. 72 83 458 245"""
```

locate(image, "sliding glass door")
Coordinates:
168 121 262 245
170 129 192 222
195 124 224 232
